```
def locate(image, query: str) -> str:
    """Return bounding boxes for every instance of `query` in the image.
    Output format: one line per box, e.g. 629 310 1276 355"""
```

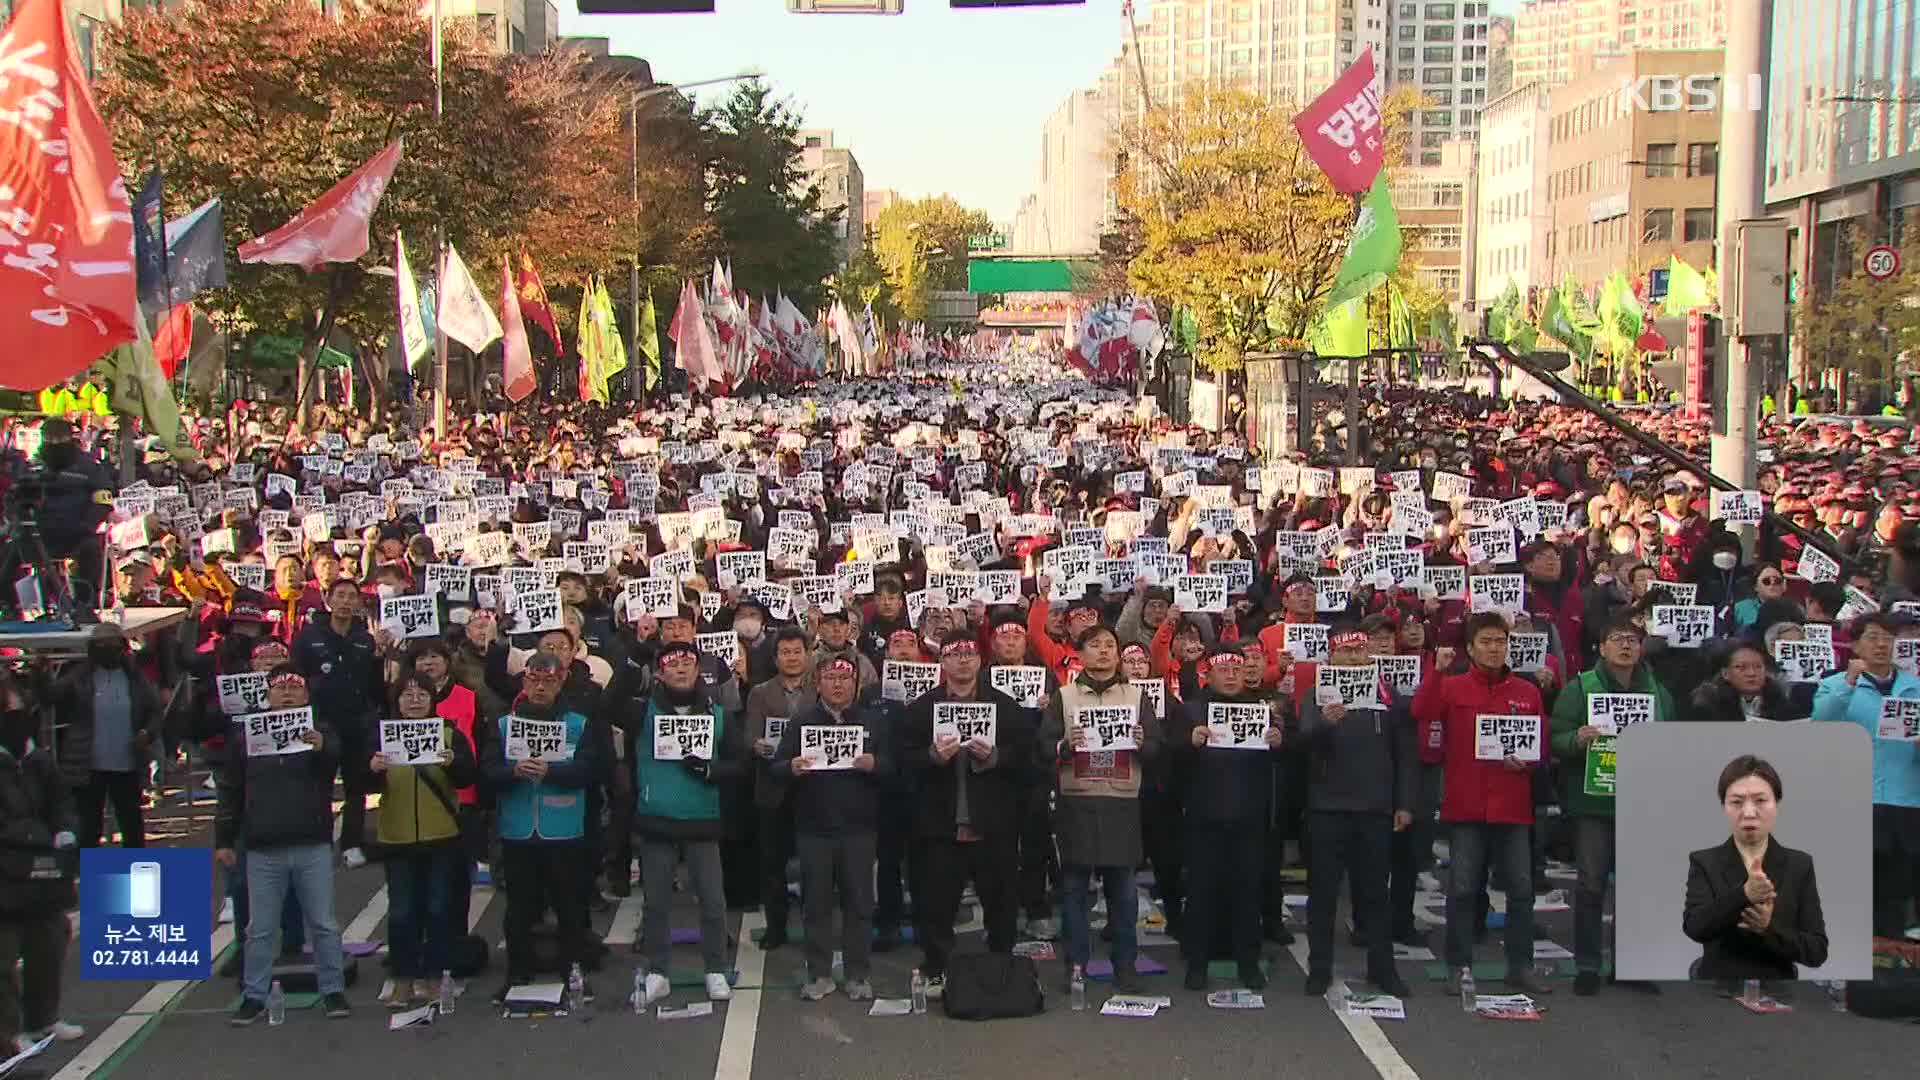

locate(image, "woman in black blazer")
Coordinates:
1683 755 1828 981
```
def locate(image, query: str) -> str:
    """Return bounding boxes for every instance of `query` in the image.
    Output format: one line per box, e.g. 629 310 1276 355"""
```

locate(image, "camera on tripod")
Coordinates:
5 469 46 523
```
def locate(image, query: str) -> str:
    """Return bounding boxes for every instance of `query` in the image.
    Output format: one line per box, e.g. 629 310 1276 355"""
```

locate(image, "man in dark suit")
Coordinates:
1682 755 1829 983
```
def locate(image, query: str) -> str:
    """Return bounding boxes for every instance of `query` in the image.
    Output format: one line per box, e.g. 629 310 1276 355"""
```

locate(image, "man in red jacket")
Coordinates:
1410 611 1553 997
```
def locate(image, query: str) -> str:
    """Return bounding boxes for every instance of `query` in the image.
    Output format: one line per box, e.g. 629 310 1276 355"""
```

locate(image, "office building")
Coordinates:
1474 81 1552 308
1009 86 1113 256
1385 1 1493 164
1510 0 1725 90
799 129 864 266
1394 137 1472 302
1541 49 1721 291
1124 0 1391 119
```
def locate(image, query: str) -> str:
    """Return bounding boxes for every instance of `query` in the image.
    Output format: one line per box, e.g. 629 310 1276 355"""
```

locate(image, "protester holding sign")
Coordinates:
901 637 1033 999
741 628 816 951
1171 645 1284 992
1811 613 1920 938
1296 627 1415 998
982 609 1063 943
772 656 889 1002
369 674 477 1009
485 654 603 1007
214 668 350 1024
1410 612 1552 997
1548 617 1674 994
630 642 748 1006
1038 624 1158 992
291 578 385 869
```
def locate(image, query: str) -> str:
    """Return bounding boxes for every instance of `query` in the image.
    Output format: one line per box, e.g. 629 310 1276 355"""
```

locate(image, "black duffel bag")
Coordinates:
942 952 1045 1021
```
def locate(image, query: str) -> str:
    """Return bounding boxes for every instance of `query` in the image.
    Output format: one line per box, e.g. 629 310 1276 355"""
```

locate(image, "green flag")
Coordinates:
1310 296 1369 356
1599 271 1643 357
102 312 199 462
1661 256 1713 316
1325 176 1402 309
596 278 628 392
1387 287 1416 350
636 289 661 390
577 276 604 403
1540 288 1595 362
1487 282 1521 341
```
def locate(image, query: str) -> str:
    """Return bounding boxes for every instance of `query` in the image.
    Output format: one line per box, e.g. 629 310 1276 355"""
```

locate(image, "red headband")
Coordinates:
820 656 857 677
941 639 978 658
1331 630 1369 649
268 671 305 688
992 622 1027 636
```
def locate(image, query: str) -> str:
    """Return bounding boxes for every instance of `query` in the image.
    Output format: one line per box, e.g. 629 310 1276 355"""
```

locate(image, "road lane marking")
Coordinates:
713 911 767 1080
604 891 644 946
1283 939 1421 1080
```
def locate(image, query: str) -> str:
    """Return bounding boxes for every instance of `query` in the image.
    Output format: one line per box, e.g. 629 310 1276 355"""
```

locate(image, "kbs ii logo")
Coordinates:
1617 73 1765 114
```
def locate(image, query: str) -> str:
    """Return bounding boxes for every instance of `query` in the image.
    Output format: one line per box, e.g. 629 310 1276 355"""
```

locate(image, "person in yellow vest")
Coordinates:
1762 394 1775 418
38 379 80 417
1794 398 1810 416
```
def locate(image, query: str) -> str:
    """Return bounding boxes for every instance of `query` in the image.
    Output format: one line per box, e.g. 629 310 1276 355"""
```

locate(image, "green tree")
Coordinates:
831 243 902 326
703 80 843 313
1114 82 1418 370
870 195 996 319
1795 224 1920 402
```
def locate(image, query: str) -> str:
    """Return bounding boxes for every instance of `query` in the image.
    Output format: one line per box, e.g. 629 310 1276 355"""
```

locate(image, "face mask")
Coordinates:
1712 551 1738 570
1611 535 1637 555
1593 573 1613 586
89 644 126 669
734 618 763 640
376 584 399 600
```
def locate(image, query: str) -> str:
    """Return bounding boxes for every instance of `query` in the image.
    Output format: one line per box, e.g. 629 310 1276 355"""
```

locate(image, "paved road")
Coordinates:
26 782 1920 1080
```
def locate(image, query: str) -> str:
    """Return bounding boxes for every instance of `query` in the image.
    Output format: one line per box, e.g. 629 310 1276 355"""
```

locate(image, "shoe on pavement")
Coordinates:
1303 972 1332 997
1238 962 1267 992
760 926 790 951
1028 917 1060 940
341 847 368 870
1372 972 1413 999
799 977 837 1001
386 979 415 1010
705 973 733 1001
924 975 946 1001
643 973 671 1007
230 998 267 1026
39 1020 85 1042
1447 968 1470 997
1264 922 1295 945
1184 967 1208 991
1574 971 1602 996
844 979 875 1002
1504 973 1554 996
323 992 352 1018
1112 966 1143 995
872 927 900 953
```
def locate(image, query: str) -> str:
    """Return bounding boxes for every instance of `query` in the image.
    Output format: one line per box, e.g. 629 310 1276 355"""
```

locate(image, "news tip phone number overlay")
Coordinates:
80 849 215 980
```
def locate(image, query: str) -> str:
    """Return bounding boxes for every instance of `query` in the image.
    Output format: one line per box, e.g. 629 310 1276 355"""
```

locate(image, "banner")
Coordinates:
436 244 501 354
500 255 535 402
0 0 140 389
238 140 402 271
162 197 227 308
395 232 431 369
1292 48 1386 194
516 252 563 354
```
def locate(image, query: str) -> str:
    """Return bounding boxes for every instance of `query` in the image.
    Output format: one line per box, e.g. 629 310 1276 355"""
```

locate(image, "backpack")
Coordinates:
941 953 1045 1021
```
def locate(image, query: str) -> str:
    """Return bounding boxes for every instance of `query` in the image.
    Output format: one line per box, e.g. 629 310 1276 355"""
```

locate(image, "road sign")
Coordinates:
1864 244 1901 280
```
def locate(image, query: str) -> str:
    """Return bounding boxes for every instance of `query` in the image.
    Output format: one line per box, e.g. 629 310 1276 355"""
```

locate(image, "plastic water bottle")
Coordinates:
567 963 586 1018
1742 978 1761 1005
1826 979 1849 1013
633 967 647 1016
266 979 286 1026
1069 965 1087 1012
438 970 456 1015
1457 968 1476 1013
910 969 928 1015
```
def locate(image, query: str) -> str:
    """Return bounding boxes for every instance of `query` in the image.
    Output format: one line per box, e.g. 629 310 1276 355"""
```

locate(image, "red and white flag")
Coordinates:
1292 49 1386 194
499 256 535 403
668 279 723 393
0 0 140 390
238 140 402 270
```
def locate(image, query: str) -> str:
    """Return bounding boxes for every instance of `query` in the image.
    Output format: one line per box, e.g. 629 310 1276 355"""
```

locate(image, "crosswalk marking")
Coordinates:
713 911 767 1080
1282 938 1421 1080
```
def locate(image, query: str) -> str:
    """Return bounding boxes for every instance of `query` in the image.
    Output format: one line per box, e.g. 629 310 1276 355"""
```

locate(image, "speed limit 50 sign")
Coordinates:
1865 244 1901 280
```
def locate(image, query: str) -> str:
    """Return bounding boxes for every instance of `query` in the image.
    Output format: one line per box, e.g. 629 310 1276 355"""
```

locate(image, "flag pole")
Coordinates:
431 0 449 439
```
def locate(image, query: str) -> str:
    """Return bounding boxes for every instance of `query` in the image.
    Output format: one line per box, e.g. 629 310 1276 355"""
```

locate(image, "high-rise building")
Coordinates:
1510 0 1726 90
1393 137 1472 303
1473 81 1552 309
798 129 864 267
1541 49 1721 291
1124 0 1391 121
1384 1 1494 165
1012 86 1114 256
1767 0 1920 300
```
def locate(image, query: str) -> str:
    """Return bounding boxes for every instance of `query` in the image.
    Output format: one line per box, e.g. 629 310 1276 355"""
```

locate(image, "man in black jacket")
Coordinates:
1297 628 1415 998
773 656 890 1002
0 687 83 1050
1173 644 1286 992
901 635 1034 998
292 578 383 868
215 668 350 1023
47 627 161 849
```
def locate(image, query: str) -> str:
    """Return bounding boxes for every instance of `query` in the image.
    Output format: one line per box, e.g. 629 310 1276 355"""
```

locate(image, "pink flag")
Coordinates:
500 256 535 403
0 0 140 390
669 279 723 392
238 141 403 271
1291 49 1385 194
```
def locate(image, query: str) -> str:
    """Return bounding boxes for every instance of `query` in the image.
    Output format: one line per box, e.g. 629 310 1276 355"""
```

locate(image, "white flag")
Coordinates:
395 232 431 369
436 243 502 353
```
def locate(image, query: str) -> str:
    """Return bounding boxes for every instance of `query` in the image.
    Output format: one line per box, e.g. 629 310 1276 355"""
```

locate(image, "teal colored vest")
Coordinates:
495 710 588 841
635 701 726 823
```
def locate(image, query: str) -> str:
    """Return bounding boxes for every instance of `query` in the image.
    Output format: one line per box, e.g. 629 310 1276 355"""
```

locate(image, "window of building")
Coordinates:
1426 2 1457 16
1400 1 1417 14
1399 25 1417 39
1232 4 1251 19
1683 208 1715 242
1435 182 1463 206
1421 151 1443 165
1305 39 1329 57
1421 131 1447 147
1425 225 1463 249
511 26 525 52
1232 27 1253 42
1424 67 1453 83
475 13 497 44
1425 25 1455 41
1398 46 1416 62
1341 16 1354 30
1308 15 1331 32
1428 89 1453 105
1306 61 1330 78
1687 142 1718 177
1644 208 1674 242
805 136 823 149
1643 142 1678 176
1231 47 1253 64
1424 109 1453 127
1424 46 1454 62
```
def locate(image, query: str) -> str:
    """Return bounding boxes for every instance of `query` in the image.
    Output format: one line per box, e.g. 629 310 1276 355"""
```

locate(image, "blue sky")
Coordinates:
562 0 1519 226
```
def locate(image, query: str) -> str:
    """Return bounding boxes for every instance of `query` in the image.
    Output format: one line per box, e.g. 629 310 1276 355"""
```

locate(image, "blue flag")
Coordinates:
131 171 169 319
161 198 227 308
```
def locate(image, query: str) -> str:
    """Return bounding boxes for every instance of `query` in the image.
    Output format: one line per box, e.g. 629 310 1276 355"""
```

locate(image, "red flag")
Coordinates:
500 257 535 403
515 251 563 355
153 304 194 379
237 140 402 271
1292 49 1385 194
0 0 140 390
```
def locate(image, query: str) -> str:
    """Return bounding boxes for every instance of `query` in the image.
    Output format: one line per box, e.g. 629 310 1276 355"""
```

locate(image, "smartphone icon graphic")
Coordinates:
128 862 163 919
